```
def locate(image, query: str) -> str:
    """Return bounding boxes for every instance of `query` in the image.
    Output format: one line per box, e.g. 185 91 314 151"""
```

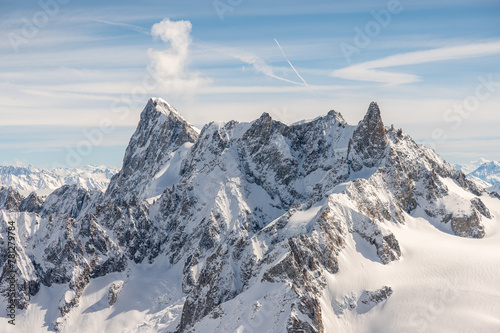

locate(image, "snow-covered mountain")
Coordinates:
105 98 199 202
454 158 491 175
468 161 500 185
0 165 118 196
1 98 499 333
455 159 500 194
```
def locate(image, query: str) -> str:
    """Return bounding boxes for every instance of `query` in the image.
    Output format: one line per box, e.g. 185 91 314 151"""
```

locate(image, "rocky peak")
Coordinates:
19 192 44 213
252 112 279 134
105 98 199 201
364 101 382 121
357 102 386 145
39 185 99 219
326 109 346 125
143 97 181 119
348 102 388 171
239 112 287 155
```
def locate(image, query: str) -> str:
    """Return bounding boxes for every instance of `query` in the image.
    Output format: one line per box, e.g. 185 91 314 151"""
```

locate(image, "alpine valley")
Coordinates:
1 98 499 333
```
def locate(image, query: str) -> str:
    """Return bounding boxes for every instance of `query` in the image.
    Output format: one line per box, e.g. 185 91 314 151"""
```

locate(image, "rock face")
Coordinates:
348 102 387 172
18 192 44 213
39 185 102 219
0 99 496 332
0 186 23 211
105 98 199 201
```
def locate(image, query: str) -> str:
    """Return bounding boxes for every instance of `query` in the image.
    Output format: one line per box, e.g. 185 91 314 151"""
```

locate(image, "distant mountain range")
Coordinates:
455 159 500 193
0 165 118 196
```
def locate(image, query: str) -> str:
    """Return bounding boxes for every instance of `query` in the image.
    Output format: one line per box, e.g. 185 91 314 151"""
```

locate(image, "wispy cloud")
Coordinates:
199 84 344 94
332 41 500 85
91 19 150 35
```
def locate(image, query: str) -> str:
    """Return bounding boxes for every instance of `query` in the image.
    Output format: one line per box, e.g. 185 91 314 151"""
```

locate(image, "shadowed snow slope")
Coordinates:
1 99 499 333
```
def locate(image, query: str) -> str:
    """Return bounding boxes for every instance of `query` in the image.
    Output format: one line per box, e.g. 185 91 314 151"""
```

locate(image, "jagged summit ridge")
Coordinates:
0 98 497 333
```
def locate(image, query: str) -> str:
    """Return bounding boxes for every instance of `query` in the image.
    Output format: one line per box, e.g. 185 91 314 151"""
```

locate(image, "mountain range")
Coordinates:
0 98 499 333
0 165 118 196
455 159 500 193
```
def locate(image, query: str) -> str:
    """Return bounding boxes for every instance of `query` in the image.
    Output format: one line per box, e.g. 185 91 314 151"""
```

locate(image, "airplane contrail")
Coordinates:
197 42 304 86
274 38 310 89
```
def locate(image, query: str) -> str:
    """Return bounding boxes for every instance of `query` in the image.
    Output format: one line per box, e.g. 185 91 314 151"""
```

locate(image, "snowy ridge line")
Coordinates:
0 165 119 196
0 98 498 333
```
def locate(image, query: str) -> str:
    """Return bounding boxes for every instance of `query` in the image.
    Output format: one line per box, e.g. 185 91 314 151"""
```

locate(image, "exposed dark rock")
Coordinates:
108 281 124 306
449 210 485 238
39 185 101 219
0 186 23 211
348 102 388 172
19 192 44 213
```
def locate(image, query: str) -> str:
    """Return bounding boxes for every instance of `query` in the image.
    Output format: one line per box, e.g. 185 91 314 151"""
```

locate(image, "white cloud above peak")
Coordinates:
148 18 211 94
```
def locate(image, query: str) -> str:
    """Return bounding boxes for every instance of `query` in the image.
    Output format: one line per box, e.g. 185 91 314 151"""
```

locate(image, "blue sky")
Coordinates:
1 0 499 168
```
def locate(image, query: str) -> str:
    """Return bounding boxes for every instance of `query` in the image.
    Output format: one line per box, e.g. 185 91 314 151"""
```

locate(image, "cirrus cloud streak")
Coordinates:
332 41 500 85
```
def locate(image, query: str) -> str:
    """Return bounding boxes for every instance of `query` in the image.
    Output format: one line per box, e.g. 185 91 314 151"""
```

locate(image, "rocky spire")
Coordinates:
348 102 388 171
105 98 199 201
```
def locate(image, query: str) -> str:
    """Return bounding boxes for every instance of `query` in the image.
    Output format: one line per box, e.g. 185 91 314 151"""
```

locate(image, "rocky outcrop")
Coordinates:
357 286 393 313
359 286 393 306
447 210 485 238
108 281 124 306
334 286 393 316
